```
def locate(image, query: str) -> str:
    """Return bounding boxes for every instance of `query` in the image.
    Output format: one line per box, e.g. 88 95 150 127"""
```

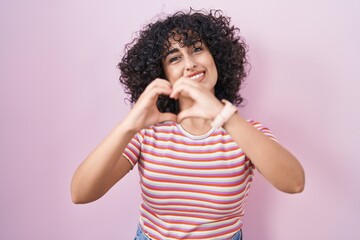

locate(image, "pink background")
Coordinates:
1 0 359 239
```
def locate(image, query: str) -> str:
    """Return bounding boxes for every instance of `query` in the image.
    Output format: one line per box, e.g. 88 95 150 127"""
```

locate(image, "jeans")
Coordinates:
134 225 242 240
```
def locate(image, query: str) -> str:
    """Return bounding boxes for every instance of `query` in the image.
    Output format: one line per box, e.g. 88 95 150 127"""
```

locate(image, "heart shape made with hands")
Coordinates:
149 77 223 124
154 78 207 115
155 93 208 125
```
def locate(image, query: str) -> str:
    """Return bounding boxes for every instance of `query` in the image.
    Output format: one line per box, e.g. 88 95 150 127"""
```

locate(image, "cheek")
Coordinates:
208 61 218 76
165 67 181 83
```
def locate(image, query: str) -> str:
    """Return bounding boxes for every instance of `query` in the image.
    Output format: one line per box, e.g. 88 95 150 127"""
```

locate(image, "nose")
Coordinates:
184 55 197 71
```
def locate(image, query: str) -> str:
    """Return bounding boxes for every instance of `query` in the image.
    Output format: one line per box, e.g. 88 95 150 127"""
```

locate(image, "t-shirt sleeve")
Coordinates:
122 130 144 169
247 119 277 142
246 120 277 170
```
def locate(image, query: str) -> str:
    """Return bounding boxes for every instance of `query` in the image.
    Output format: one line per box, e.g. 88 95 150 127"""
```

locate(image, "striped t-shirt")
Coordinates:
123 120 275 240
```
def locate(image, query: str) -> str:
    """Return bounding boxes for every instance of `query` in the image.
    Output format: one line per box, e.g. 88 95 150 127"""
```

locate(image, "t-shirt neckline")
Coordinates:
175 123 216 140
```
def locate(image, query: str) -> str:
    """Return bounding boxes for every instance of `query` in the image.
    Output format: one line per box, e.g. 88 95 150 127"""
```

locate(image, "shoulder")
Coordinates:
247 119 267 130
139 121 178 137
247 119 277 141
147 121 177 132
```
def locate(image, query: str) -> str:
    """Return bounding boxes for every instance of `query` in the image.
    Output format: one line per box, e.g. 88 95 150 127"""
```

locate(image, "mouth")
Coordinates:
188 72 205 81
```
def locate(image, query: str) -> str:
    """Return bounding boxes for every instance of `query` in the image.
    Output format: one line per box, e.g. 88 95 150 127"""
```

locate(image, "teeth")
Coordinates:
190 73 204 80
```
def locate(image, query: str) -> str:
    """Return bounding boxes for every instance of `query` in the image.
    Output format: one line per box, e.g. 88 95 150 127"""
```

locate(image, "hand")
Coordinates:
170 77 224 123
124 78 177 131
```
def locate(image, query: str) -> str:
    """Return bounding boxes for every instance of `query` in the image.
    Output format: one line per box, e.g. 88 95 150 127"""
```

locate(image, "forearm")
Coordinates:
70 80 179 203
224 114 305 193
71 122 136 203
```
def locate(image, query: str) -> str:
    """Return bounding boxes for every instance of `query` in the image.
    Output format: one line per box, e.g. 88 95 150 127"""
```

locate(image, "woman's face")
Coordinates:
161 39 218 93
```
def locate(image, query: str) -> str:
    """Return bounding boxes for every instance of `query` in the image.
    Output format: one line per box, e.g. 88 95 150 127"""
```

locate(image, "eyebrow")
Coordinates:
163 48 179 59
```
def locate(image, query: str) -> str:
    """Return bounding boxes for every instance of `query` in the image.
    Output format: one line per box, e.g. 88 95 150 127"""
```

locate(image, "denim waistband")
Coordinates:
134 225 151 240
134 225 242 240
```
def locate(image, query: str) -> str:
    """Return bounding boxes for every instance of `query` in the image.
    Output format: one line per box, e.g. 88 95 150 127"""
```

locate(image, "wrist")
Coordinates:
211 100 238 129
117 117 141 136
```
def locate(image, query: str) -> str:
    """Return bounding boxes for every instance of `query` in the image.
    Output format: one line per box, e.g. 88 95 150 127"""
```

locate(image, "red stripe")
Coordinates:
142 214 241 239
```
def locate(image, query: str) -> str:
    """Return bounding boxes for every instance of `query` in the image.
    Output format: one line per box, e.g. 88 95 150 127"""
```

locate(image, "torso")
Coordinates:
124 121 255 239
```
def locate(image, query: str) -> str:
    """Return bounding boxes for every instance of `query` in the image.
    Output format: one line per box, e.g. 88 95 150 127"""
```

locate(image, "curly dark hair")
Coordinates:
118 8 249 113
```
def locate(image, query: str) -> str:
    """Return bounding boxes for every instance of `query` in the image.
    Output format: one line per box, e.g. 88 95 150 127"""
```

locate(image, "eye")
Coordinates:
168 55 181 63
192 47 203 53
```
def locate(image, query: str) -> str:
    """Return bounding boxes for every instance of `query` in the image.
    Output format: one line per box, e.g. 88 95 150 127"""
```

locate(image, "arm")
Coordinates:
71 79 177 204
70 124 135 204
171 77 305 194
223 114 305 193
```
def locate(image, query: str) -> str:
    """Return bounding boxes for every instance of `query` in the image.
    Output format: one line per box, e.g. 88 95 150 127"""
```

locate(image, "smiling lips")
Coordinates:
188 72 205 81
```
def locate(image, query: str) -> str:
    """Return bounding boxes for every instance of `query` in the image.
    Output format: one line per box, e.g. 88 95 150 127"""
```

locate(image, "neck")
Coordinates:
179 118 212 136
177 97 213 135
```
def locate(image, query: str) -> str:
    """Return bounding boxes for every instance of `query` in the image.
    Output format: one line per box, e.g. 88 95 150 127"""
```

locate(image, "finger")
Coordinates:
142 81 173 101
144 78 172 93
170 80 197 99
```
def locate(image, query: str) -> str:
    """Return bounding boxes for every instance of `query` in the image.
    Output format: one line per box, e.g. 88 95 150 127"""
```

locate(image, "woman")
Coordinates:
71 9 305 240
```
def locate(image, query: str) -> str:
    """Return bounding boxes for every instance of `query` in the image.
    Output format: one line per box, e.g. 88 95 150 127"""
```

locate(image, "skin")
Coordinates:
162 40 220 134
71 38 305 204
